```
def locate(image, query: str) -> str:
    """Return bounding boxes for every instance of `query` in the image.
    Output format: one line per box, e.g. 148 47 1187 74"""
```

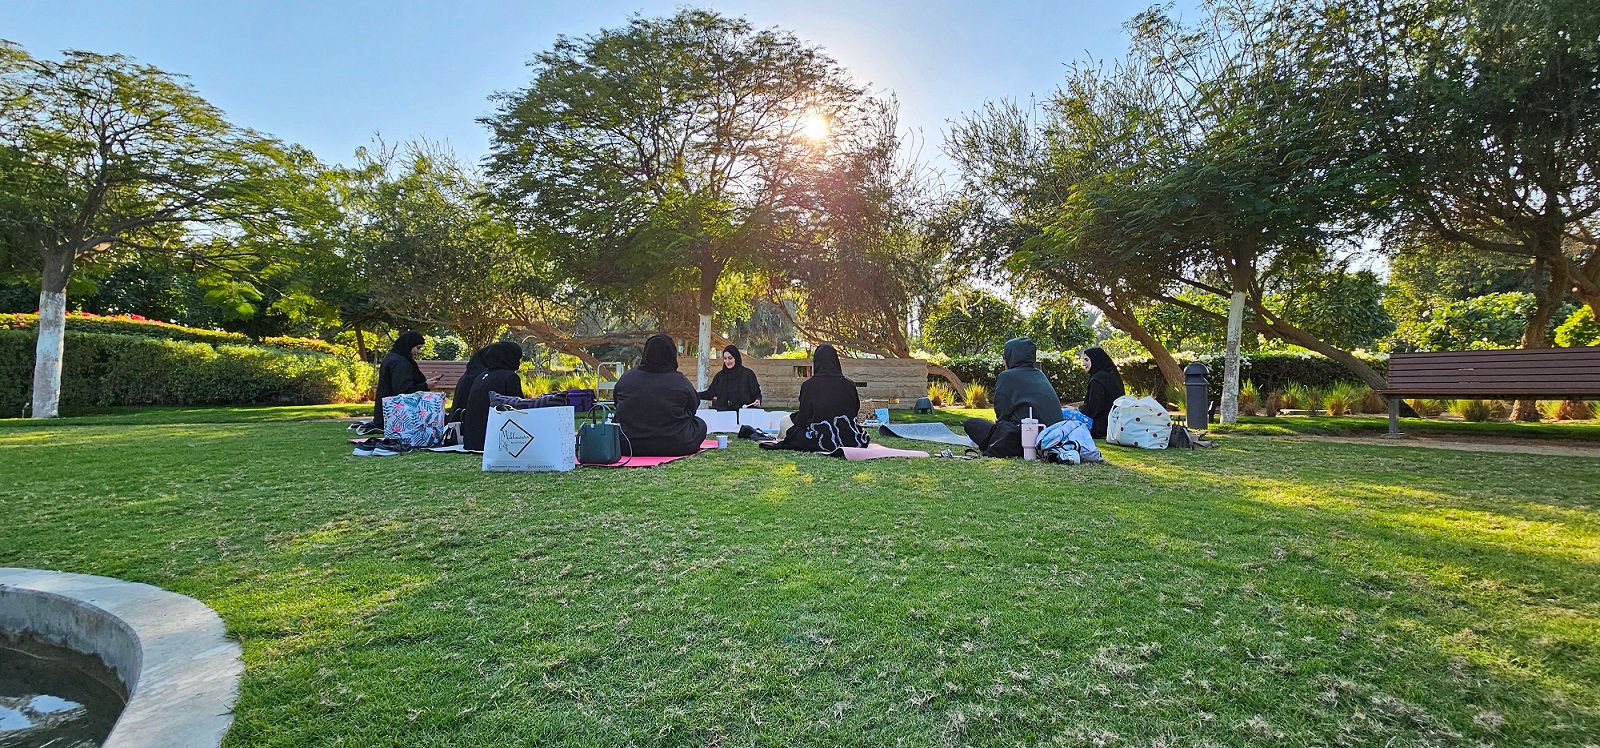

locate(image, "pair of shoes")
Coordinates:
352 439 411 457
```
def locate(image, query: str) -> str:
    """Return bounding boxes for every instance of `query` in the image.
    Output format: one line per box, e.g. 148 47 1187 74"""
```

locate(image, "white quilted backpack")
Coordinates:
1106 395 1171 449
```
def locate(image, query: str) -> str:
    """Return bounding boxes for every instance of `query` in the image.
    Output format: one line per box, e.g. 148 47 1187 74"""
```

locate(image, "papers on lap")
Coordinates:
698 408 792 433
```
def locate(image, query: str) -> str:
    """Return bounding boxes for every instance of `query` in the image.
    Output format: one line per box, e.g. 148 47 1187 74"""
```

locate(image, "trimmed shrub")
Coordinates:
1325 382 1364 416
0 330 375 411
1539 400 1596 421
1409 398 1447 417
1238 381 1260 416
944 351 1387 405
964 383 991 409
1451 399 1494 422
1264 389 1284 417
927 382 955 407
1358 387 1385 415
0 313 350 358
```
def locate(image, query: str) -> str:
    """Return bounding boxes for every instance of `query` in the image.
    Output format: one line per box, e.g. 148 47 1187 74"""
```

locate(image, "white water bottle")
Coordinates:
1021 407 1041 461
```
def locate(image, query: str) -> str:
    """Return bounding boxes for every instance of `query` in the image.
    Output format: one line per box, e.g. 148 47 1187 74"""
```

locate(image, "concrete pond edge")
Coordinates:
0 567 242 748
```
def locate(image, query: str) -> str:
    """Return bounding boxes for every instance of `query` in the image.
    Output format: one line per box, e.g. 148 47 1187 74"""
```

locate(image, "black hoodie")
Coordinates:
776 344 868 453
1079 346 1125 438
461 341 524 451
373 330 428 427
613 334 707 456
992 337 1063 426
449 346 490 422
698 345 762 411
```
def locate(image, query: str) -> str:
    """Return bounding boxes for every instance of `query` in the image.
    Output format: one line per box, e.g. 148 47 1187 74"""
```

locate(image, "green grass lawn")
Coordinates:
1 408 1597 746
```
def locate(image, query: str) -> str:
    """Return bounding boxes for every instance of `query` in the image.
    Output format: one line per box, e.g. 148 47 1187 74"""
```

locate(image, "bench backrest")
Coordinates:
417 360 469 391
1385 347 1600 399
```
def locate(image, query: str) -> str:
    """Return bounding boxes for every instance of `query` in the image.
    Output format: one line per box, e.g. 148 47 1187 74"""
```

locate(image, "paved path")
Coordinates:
1275 434 1600 459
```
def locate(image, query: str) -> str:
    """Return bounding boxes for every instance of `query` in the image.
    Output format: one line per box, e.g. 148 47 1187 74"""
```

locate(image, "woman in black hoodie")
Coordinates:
613 334 707 456
373 330 432 430
963 337 1063 457
461 341 524 451
769 344 868 454
1078 346 1125 439
697 345 762 411
448 346 490 423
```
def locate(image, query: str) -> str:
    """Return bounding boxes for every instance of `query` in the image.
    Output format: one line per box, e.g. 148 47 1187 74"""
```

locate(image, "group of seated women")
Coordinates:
379 329 1125 459
960 338 1125 456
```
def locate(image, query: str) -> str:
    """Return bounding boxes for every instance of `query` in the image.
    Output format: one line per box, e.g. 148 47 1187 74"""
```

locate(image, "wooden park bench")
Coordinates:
1379 347 1600 436
417 360 469 395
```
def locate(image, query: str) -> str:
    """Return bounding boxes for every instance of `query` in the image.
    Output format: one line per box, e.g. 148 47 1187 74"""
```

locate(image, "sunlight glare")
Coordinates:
802 111 830 143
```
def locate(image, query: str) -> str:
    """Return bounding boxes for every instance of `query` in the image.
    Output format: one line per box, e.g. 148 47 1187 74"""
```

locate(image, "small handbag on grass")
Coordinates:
576 405 628 465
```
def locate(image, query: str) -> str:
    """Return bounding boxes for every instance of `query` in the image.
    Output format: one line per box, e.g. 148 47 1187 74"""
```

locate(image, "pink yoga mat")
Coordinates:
841 445 929 461
582 439 721 468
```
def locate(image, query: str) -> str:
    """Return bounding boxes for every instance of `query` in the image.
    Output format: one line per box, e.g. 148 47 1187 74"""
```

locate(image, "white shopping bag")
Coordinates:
482 406 576 472
696 409 740 433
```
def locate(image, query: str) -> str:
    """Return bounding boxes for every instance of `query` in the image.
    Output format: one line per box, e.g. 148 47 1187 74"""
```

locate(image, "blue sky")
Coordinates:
2 1 1194 174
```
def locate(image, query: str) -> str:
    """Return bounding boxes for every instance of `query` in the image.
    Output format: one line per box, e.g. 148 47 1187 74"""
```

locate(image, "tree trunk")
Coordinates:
1511 259 1569 421
353 324 369 364
696 256 720 390
31 248 74 419
1255 309 1390 392
1092 293 1184 395
1220 290 1246 424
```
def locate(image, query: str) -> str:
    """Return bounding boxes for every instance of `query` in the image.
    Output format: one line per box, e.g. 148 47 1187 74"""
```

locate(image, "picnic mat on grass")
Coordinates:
878 422 977 449
841 444 929 460
582 439 720 469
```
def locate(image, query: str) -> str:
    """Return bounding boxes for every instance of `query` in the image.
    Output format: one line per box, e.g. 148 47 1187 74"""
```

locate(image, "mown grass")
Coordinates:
0 408 1596 746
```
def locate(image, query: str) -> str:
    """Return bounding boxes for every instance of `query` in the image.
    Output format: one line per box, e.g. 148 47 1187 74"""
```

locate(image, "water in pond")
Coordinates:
0 633 126 748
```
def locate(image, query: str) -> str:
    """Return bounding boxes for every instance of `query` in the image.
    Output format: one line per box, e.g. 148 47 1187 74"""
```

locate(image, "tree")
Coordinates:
1383 239 1534 350
0 43 318 417
921 289 1023 357
1023 306 1095 352
774 100 955 357
1316 0 1599 417
1328 0 1600 317
945 94 1188 389
483 9 866 386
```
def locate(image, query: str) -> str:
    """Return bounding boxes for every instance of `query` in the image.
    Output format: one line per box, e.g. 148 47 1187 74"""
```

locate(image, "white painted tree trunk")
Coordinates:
1220 290 1245 425
696 312 712 390
31 288 67 419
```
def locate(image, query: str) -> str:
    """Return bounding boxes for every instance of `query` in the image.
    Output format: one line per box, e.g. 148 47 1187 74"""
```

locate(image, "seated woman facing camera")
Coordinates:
613 334 708 456
698 345 762 411
762 344 869 455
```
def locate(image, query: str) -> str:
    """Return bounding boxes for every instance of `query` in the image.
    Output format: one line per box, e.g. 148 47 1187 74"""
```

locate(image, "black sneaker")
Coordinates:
351 438 380 457
373 440 412 456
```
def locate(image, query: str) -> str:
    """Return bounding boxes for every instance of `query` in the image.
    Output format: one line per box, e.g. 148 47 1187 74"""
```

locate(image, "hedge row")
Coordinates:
0 313 352 357
0 330 376 412
943 351 1388 400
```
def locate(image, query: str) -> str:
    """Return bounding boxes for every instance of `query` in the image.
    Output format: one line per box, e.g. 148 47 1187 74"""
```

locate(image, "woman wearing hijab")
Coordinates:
613 334 707 456
697 345 763 411
372 330 433 431
767 344 869 454
460 341 525 452
448 346 490 423
1078 346 1126 439
962 337 1063 457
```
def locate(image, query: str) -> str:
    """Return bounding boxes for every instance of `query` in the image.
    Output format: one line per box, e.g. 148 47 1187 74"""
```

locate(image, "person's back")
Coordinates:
992 338 1063 426
449 347 490 423
461 342 524 451
614 335 707 456
963 337 1061 457
773 344 868 454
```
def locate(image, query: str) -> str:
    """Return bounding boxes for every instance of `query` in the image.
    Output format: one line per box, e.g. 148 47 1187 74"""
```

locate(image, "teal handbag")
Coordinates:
576 405 627 465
